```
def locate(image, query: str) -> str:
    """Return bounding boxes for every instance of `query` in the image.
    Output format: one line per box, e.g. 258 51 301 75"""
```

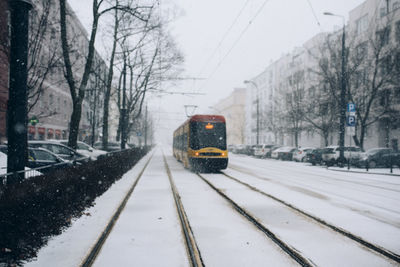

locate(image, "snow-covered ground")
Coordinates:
23 147 400 266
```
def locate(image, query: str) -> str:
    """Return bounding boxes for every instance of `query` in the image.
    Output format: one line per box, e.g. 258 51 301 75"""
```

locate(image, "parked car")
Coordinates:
27 147 72 172
253 144 275 158
266 145 281 158
93 141 121 152
28 141 89 164
0 145 71 173
321 145 362 166
242 145 253 155
306 148 325 165
292 147 314 162
271 146 296 160
53 140 107 160
354 148 400 168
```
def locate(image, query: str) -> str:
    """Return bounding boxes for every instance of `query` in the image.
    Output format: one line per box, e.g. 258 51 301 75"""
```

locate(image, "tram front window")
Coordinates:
190 122 226 150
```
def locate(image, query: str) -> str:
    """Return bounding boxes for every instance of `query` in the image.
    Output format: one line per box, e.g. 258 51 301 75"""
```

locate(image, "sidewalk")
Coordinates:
327 166 400 176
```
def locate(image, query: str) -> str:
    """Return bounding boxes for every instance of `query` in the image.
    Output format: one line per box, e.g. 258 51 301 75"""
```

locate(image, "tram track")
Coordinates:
80 152 154 267
163 153 204 267
201 170 400 265
196 173 314 267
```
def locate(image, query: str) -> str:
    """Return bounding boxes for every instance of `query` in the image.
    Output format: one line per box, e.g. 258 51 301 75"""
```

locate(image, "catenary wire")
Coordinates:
197 0 272 93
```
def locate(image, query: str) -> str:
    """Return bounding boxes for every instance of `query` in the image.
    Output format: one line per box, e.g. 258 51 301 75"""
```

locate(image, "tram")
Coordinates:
173 114 228 171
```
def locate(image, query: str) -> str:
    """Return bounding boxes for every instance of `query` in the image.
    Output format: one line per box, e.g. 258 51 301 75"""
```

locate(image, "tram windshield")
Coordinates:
190 122 226 150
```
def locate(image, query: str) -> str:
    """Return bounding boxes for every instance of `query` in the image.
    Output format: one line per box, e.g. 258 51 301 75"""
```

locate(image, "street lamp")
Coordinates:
324 11 346 165
7 0 33 183
244 80 260 145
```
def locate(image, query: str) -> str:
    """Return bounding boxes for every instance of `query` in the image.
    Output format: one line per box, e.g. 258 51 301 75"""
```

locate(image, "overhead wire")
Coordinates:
197 0 252 78
305 0 321 27
197 0 272 93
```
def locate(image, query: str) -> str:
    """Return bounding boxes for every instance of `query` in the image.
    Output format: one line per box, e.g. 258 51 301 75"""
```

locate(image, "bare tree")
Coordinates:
284 70 305 147
349 15 400 150
59 0 151 149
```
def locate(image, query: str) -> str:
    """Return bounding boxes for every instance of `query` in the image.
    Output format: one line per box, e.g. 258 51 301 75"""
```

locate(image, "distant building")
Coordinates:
212 88 246 145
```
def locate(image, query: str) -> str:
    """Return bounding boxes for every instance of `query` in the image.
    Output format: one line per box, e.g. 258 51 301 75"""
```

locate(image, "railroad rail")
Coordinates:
212 170 400 264
163 153 204 267
80 152 154 267
196 173 314 267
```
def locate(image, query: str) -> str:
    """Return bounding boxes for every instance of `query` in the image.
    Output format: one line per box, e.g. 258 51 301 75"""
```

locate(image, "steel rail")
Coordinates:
221 171 400 264
196 173 314 267
80 152 154 267
163 153 204 267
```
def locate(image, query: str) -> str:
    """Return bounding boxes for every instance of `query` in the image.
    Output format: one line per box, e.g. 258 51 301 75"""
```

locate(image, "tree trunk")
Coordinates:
102 3 119 150
68 99 83 147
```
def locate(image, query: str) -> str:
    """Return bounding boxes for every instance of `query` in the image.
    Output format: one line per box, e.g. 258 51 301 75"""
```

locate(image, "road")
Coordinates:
26 147 400 267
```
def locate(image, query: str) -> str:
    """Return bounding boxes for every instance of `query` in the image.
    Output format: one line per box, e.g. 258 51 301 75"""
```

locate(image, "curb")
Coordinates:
327 167 400 177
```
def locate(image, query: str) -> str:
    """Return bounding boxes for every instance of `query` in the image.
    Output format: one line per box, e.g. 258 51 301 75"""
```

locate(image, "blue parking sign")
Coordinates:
346 115 356 126
347 103 356 112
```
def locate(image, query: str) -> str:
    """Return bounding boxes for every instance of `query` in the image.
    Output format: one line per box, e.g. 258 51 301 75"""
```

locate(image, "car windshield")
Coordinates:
32 149 59 161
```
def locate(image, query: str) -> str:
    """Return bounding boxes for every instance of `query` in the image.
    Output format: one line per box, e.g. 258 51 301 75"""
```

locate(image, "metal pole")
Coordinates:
339 23 346 166
144 105 148 147
7 0 33 184
121 59 127 149
256 97 259 145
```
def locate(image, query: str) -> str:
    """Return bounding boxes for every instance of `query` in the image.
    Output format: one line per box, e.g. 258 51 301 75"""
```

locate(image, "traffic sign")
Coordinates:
346 115 356 127
347 103 356 113
29 116 39 126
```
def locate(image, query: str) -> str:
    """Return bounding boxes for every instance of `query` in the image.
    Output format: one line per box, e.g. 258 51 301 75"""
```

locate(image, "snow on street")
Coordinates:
25 147 400 266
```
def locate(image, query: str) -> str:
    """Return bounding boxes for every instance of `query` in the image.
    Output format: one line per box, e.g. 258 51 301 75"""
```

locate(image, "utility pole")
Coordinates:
323 12 346 165
120 58 127 149
7 0 33 183
144 105 148 147
339 22 346 165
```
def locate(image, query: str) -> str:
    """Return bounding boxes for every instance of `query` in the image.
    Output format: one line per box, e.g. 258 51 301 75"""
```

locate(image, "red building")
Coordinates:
0 0 8 143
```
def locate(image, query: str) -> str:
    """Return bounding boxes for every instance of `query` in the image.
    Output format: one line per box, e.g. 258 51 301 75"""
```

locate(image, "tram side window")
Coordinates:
183 133 188 150
179 134 183 150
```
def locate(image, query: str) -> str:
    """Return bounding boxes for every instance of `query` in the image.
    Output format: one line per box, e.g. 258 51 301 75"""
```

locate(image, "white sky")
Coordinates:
68 0 366 144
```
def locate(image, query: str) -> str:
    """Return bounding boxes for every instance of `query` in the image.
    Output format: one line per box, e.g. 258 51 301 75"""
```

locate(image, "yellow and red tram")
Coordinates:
173 114 228 171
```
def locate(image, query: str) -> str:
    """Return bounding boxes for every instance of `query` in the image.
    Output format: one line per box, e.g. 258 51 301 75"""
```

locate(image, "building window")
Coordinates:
380 7 387 18
356 14 368 35
396 21 400 42
376 26 391 46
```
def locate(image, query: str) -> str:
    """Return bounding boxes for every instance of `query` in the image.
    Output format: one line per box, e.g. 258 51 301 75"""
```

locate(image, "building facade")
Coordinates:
213 88 246 145
0 1 108 144
245 0 400 150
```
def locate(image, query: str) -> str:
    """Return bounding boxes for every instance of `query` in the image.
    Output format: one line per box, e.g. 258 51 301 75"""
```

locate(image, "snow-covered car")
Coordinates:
354 148 400 168
57 140 107 160
28 141 89 164
253 144 275 158
292 147 314 162
94 141 121 152
321 145 362 166
271 146 296 160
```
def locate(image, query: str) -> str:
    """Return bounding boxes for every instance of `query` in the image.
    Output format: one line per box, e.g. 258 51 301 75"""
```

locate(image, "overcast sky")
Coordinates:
68 0 366 144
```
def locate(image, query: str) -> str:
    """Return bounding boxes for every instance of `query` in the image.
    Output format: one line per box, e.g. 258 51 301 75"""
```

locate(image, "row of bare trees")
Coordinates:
1 0 183 150
261 14 400 151
59 0 182 149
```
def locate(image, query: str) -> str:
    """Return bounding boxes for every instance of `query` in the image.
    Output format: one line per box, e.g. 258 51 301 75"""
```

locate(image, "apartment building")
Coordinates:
245 0 400 150
0 1 108 143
